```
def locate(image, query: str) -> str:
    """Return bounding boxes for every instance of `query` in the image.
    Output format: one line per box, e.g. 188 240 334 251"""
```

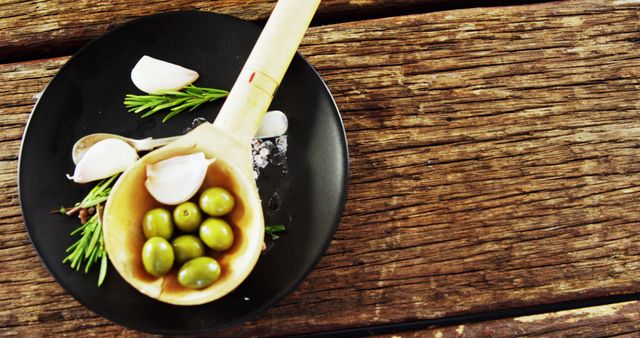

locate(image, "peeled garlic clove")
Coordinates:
145 152 214 205
131 55 199 94
255 110 288 139
67 138 138 183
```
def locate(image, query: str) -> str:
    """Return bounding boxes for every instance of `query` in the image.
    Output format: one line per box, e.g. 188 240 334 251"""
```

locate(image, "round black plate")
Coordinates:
18 11 348 334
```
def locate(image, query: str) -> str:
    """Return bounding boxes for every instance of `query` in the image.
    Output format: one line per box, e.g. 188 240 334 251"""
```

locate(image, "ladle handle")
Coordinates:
213 0 320 142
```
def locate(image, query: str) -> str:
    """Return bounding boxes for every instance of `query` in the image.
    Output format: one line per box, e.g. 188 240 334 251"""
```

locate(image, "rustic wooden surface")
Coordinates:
0 0 484 62
378 300 640 337
2 0 640 336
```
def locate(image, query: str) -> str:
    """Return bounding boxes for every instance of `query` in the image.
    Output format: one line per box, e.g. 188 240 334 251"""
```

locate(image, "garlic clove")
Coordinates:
131 55 199 94
67 138 138 183
255 110 288 139
144 152 214 205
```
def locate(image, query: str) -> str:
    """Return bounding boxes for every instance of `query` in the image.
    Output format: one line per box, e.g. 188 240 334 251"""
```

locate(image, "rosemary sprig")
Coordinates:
60 175 117 286
265 224 286 240
59 174 117 215
124 85 228 122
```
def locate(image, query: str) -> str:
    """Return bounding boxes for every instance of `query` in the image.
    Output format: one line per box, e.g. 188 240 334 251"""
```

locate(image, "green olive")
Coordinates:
142 208 173 239
199 218 234 251
173 202 202 232
172 235 205 264
199 187 235 216
177 257 221 289
141 237 174 277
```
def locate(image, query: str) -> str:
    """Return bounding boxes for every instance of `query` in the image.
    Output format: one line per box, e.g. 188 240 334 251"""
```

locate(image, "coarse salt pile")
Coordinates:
252 136 288 179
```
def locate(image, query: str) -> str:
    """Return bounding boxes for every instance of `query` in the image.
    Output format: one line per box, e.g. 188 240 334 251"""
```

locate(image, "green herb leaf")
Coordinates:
265 224 286 240
124 84 228 122
98 253 107 287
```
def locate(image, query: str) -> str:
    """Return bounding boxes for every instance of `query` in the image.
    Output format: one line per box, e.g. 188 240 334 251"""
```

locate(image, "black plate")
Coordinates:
18 11 348 334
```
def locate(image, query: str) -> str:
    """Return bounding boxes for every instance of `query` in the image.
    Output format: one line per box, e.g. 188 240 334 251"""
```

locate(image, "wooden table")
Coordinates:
2 0 640 336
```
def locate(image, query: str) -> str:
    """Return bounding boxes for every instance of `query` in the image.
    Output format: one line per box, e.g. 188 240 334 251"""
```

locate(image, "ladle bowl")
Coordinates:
104 124 263 305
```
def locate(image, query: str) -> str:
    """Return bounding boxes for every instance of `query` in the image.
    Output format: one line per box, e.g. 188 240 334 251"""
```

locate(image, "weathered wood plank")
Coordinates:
0 0 470 61
378 301 640 337
1 0 640 336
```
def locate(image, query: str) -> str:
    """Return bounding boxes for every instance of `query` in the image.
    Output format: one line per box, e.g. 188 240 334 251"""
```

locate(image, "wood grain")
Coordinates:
0 0 475 62
378 300 640 337
1 0 640 336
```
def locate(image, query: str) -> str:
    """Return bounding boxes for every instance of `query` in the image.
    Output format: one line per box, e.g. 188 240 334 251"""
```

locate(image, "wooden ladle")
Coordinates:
103 0 320 305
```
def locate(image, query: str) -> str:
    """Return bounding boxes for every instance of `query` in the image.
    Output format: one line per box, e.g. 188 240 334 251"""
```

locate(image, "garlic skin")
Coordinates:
145 152 214 205
67 138 138 183
255 110 288 139
131 55 199 94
